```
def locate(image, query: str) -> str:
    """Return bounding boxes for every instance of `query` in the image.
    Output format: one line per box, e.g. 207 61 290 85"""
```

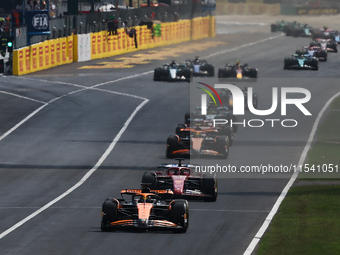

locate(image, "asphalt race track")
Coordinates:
1 18 340 255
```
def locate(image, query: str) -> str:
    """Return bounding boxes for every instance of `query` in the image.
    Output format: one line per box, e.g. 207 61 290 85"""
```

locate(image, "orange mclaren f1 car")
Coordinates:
166 122 231 159
101 188 189 233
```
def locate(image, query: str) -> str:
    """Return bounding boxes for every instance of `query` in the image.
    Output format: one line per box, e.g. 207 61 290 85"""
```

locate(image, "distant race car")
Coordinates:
185 104 239 133
185 57 214 77
285 23 313 37
312 27 340 43
141 158 217 202
310 39 338 53
284 53 318 70
101 188 189 233
154 61 192 82
271 20 289 33
218 63 257 79
176 117 234 146
297 46 327 62
218 87 258 111
166 125 230 159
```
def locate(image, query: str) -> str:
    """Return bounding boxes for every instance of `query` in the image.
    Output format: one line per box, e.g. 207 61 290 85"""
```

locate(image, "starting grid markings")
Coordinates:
78 41 225 69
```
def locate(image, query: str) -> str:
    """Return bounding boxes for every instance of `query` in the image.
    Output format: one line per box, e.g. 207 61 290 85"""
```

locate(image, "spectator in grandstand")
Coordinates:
25 0 33 11
33 1 40 10
16 0 23 10
41 1 46 10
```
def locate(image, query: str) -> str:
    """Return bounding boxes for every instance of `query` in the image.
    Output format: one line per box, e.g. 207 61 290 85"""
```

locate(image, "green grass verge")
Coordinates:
256 185 340 255
299 97 340 179
256 96 340 254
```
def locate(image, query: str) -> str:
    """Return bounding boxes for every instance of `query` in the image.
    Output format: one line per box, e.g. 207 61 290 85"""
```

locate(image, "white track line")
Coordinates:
0 104 48 142
0 91 46 104
0 97 148 240
204 34 283 59
0 73 149 240
1 75 149 143
243 91 340 255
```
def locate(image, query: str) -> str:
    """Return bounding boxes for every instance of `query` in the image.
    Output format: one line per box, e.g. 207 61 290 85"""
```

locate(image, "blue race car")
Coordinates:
284 53 318 70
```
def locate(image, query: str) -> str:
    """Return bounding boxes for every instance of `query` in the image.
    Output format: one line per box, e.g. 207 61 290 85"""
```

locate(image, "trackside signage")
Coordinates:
199 84 312 128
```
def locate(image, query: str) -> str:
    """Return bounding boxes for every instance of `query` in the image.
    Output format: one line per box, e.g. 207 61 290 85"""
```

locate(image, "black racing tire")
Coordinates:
247 68 257 78
218 68 230 78
101 199 118 232
231 115 238 133
215 136 229 159
283 58 290 70
310 59 318 70
184 112 190 124
218 69 223 78
176 124 186 135
202 174 218 202
208 65 214 77
153 68 161 81
141 172 157 189
166 135 179 158
171 200 189 233
220 125 233 146
184 69 192 83
270 24 276 33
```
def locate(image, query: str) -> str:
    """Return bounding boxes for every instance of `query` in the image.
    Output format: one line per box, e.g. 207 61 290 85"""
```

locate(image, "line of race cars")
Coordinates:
153 57 258 82
101 22 339 234
271 20 340 42
102 59 259 233
282 24 338 70
165 84 259 159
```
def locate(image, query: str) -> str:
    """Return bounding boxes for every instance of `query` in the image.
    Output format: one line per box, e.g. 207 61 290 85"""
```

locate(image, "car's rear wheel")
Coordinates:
221 125 233 146
101 199 118 232
184 112 191 125
141 172 157 189
153 68 161 81
232 115 238 133
202 174 218 202
216 136 229 159
176 124 186 135
171 200 189 233
208 66 214 77
166 135 179 158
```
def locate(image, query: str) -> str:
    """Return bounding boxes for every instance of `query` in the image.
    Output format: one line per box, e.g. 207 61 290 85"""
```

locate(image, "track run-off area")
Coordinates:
0 15 340 255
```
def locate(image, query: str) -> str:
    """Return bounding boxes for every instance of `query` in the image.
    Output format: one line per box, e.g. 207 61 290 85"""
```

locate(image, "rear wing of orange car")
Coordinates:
121 189 174 196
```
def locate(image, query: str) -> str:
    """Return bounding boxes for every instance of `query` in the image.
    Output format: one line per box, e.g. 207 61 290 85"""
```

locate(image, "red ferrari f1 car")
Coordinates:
141 159 218 202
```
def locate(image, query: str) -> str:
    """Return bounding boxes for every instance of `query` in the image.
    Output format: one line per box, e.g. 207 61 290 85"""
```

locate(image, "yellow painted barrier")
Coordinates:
67 35 74 63
97 32 103 58
13 16 216 75
102 31 108 57
44 40 51 69
30 44 38 73
12 47 25 75
38 43 44 71
91 33 97 59
50 39 56 67
56 39 62 66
